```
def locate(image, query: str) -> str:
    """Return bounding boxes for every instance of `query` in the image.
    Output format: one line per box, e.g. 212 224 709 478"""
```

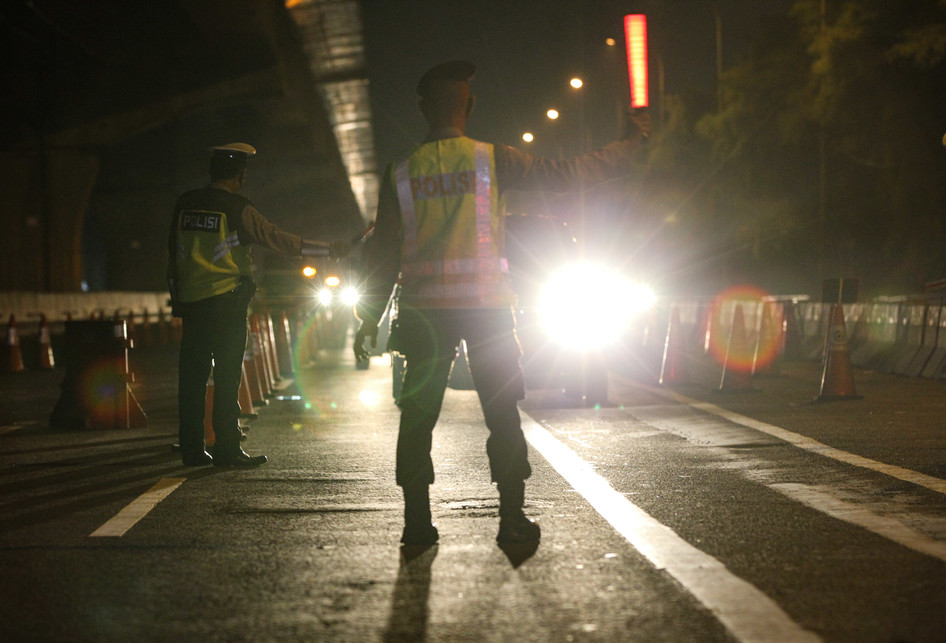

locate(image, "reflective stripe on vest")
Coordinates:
213 231 241 262
395 139 510 306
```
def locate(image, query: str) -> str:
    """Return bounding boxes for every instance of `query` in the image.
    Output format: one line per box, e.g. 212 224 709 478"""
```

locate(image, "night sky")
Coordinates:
362 0 794 166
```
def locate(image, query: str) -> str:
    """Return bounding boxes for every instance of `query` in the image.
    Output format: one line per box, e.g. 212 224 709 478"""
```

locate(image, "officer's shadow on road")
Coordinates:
383 544 438 642
498 540 539 568
381 536 539 639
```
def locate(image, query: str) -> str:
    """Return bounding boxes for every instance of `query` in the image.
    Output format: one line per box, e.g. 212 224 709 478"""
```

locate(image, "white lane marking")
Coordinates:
90 477 186 537
771 483 946 563
629 380 946 497
521 412 821 643
618 382 946 563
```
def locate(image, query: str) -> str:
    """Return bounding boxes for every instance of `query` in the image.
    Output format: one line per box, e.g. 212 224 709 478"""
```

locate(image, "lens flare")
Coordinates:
78 358 125 409
703 285 781 373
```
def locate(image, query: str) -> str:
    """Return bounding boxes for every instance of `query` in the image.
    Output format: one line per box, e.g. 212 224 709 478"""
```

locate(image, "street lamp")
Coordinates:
569 77 583 90
522 132 534 143
546 109 559 120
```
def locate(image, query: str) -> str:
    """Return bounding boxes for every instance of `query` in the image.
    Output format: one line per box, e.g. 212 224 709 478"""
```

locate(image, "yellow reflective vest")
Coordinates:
169 188 253 303
394 136 515 308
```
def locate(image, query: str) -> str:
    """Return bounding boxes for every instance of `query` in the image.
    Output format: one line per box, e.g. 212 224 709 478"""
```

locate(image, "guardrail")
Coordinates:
6 290 946 381
639 296 946 381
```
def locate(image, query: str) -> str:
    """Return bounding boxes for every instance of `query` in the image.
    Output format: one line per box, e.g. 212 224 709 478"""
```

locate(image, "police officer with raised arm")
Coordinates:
168 143 345 467
353 61 651 545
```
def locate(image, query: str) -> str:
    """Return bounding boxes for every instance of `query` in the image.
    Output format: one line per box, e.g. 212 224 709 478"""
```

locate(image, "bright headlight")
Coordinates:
341 287 360 306
539 263 653 350
317 288 333 306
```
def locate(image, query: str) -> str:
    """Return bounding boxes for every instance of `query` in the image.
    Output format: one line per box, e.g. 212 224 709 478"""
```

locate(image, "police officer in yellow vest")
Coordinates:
169 143 342 467
354 61 651 545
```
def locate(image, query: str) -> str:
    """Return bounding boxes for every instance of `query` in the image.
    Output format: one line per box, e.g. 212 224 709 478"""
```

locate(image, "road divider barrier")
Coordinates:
751 300 781 377
781 300 805 361
659 305 689 386
921 305 946 379
716 304 755 393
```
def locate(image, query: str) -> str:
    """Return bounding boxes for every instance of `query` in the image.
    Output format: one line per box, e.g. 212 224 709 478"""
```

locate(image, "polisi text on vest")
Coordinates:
409 171 477 202
181 211 222 232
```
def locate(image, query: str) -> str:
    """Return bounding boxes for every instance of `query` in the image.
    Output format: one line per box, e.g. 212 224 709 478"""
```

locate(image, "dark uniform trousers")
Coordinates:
177 286 252 458
392 306 532 489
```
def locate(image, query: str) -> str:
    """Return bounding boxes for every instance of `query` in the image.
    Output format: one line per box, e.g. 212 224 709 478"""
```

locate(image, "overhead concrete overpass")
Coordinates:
0 0 376 293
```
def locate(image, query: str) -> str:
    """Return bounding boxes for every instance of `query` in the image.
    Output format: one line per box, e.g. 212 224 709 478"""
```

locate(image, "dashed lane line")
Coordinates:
520 411 821 643
628 380 946 497
89 477 186 537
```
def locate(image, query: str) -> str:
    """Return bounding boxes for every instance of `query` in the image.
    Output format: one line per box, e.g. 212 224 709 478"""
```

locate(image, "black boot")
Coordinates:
497 480 540 543
401 485 438 546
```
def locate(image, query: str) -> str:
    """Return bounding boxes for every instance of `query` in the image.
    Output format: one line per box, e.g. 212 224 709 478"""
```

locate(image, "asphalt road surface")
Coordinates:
2 340 946 642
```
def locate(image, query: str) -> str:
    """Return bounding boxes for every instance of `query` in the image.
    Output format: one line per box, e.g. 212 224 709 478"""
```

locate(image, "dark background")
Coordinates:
1 0 944 300
363 0 946 299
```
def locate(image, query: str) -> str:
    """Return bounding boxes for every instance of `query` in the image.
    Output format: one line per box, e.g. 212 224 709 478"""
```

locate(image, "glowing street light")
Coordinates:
546 109 559 120
569 77 583 89
522 132 534 143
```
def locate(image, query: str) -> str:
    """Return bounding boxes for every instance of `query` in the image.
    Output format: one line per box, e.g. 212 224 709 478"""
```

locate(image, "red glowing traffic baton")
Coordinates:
624 14 649 108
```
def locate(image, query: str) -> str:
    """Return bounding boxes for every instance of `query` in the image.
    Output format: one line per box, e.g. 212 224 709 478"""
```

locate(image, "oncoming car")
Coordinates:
388 214 654 405
311 272 361 350
504 214 655 404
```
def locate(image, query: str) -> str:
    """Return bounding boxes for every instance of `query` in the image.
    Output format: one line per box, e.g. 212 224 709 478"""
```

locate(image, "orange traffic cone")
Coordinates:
37 314 55 370
239 364 258 419
262 313 281 384
243 340 268 406
659 305 690 385
274 311 295 377
251 315 275 396
716 304 756 392
817 303 862 401
3 314 25 373
203 371 215 447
